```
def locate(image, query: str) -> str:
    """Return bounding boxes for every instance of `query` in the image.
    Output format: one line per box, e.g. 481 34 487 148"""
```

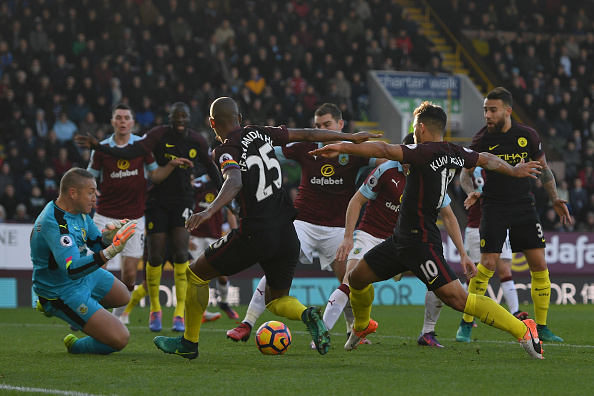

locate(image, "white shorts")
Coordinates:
294 220 344 271
348 230 383 261
94 213 145 259
464 227 512 263
188 235 217 261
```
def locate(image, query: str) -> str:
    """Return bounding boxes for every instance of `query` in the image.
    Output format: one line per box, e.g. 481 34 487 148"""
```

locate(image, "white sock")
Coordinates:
112 290 132 317
322 284 350 331
421 291 443 334
500 280 519 314
217 280 229 304
243 276 267 327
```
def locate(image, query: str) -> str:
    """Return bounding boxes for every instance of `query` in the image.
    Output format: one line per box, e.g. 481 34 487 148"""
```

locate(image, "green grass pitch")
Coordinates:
1 304 593 395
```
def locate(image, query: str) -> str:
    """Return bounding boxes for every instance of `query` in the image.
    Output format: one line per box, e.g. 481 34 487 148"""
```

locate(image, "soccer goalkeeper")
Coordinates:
32 168 137 355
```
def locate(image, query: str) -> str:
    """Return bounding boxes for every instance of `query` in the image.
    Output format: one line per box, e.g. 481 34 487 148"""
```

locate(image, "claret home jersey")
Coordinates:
470 122 543 207
276 142 375 227
191 177 224 238
467 167 486 228
213 125 297 233
397 141 479 246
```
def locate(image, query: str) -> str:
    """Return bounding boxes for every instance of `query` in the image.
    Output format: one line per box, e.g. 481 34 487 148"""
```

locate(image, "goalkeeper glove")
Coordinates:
101 218 132 245
103 221 137 260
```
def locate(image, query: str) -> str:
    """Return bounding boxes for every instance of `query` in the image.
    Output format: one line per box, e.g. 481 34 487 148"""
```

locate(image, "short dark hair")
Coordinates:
413 101 447 134
60 168 95 194
112 103 134 118
314 103 342 122
402 133 415 144
486 87 513 108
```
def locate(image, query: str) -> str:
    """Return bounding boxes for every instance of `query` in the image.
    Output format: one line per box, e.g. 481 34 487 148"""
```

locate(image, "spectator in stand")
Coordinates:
0 205 6 223
28 186 46 218
53 147 73 178
578 211 594 231
53 112 78 145
33 109 49 139
12 203 31 223
563 141 582 182
0 185 18 220
42 167 59 201
569 177 589 222
0 163 13 197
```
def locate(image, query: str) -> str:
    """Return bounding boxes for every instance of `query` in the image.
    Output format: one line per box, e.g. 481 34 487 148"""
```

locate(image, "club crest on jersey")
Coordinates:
60 235 73 247
338 154 348 165
77 303 88 315
189 149 197 158
518 137 527 147
205 193 215 203
117 159 130 170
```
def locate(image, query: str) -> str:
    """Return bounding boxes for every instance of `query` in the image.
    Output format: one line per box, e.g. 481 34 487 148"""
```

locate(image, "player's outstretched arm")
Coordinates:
149 158 194 184
537 154 571 224
336 191 369 262
74 133 149 159
287 128 381 143
440 205 476 278
309 141 404 161
186 169 242 231
477 153 541 178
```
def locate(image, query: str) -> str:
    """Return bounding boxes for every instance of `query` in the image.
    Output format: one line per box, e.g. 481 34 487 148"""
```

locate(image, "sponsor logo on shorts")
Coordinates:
354 248 362 254
77 303 88 315
110 169 139 179
480 239 485 247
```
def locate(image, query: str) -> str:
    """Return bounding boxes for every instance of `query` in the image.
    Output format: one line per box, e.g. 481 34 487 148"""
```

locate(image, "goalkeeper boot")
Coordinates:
219 302 239 319
227 322 252 342
202 310 222 323
456 319 473 343
63 334 78 353
537 324 563 342
154 336 198 360
149 311 162 332
519 319 544 359
417 331 444 347
302 306 330 355
345 319 377 351
172 316 185 332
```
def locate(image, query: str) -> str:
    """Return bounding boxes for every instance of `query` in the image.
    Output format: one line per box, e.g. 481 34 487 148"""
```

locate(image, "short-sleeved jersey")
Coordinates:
466 167 486 228
213 125 297 233
191 177 223 239
276 142 374 227
397 141 479 246
469 122 543 207
138 126 214 204
88 134 158 219
358 161 407 240
31 201 106 298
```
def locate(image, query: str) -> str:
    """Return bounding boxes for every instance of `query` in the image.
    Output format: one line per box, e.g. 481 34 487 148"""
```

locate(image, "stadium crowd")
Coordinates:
0 0 592 230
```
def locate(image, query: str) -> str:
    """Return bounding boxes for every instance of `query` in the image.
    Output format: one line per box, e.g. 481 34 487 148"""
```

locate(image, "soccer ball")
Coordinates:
255 320 292 355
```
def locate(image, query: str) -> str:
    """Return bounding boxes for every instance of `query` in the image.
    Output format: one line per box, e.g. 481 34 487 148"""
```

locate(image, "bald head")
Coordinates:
209 97 241 138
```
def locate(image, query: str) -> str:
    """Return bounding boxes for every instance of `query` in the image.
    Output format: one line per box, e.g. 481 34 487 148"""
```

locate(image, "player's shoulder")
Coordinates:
512 122 540 138
376 160 403 174
187 129 208 144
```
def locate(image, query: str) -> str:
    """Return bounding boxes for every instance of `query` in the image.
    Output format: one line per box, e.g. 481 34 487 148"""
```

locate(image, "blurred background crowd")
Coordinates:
0 0 593 232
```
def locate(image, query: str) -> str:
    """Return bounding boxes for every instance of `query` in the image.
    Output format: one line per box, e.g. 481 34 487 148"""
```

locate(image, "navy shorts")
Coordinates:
205 222 300 290
145 201 194 234
480 206 546 253
363 234 458 291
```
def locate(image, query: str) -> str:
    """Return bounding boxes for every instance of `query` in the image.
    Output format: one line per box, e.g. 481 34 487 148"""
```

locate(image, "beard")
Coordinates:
487 117 506 134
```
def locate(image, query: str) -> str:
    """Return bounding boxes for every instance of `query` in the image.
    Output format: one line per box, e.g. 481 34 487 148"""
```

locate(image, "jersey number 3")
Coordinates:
246 144 282 202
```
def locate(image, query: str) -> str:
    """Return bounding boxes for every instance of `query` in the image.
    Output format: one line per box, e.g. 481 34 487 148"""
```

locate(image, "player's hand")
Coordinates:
186 211 213 231
553 198 571 224
308 143 343 158
463 192 480 210
513 158 542 178
74 133 100 148
348 131 382 143
103 221 137 260
169 157 194 168
101 218 131 244
460 253 477 278
335 237 354 262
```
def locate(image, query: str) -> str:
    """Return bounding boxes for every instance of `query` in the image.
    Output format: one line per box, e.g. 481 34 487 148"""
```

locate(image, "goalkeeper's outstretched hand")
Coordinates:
101 218 132 244
102 221 137 260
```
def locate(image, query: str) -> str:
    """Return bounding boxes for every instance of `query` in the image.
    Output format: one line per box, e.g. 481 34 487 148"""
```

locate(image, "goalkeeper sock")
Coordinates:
462 263 494 323
217 279 229 303
146 263 162 312
243 276 267 327
500 277 520 314
421 291 443 334
266 296 307 321
531 269 551 326
349 284 374 332
124 283 147 315
184 267 210 343
69 336 118 355
464 293 526 339
322 284 350 330
173 261 189 318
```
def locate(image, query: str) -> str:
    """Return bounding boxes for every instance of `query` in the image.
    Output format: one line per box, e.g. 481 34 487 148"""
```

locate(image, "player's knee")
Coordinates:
113 328 130 351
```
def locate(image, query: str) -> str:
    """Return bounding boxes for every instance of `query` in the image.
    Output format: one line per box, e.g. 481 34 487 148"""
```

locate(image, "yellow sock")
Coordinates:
124 283 148 314
349 284 374 332
266 296 307 321
183 267 210 343
531 269 551 326
462 263 494 322
465 293 526 339
146 263 162 312
173 261 189 318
